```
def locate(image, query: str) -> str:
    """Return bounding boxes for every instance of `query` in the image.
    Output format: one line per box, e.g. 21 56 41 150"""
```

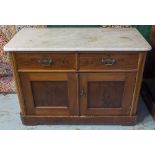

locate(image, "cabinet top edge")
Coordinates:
4 28 152 52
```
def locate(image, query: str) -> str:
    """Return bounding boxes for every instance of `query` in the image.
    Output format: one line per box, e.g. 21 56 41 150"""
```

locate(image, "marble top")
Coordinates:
4 28 151 52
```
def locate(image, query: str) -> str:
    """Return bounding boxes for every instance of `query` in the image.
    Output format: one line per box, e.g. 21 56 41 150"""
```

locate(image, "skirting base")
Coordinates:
21 114 137 126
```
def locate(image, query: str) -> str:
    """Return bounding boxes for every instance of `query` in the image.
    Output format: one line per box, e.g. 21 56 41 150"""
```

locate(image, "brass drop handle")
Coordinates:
101 58 116 65
38 58 53 66
80 89 87 97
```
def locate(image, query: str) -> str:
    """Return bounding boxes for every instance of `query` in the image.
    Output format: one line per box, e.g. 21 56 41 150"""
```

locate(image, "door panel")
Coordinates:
80 73 136 116
87 81 124 108
19 73 78 116
31 81 69 107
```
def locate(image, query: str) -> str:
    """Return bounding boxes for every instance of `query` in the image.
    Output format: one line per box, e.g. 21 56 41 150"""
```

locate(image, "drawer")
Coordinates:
79 53 139 71
14 53 76 71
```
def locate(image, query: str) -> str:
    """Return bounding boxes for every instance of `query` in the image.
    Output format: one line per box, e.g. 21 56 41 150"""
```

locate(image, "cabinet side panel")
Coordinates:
9 52 27 115
130 52 147 115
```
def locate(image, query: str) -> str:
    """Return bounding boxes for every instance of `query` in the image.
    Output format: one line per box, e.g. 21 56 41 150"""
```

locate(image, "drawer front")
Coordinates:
15 53 76 70
79 53 139 71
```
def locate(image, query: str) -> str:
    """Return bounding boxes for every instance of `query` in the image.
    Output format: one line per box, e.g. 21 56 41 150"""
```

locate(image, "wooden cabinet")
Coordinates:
9 51 146 125
4 28 151 125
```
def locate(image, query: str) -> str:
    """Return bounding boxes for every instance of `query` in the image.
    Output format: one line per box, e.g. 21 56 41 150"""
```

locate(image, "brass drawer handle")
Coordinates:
101 58 116 65
80 89 87 97
38 58 53 66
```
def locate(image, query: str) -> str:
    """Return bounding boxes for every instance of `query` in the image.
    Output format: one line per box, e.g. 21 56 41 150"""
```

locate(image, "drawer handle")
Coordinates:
80 89 87 97
38 58 53 66
101 58 116 65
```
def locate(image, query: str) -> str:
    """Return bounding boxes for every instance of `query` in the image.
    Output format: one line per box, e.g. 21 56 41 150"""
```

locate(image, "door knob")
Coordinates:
80 89 87 97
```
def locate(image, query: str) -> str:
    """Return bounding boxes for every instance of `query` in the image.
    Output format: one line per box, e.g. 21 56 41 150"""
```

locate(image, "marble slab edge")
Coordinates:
4 47 152 52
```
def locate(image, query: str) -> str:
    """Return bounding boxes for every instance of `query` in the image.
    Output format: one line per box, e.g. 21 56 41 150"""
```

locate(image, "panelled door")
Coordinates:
19 72 78 116
79 73 136 116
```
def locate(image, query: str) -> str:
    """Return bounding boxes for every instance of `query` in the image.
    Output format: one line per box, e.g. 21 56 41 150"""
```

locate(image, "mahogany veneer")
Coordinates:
15 53 76 71
79 53 139 71
9 51 146 125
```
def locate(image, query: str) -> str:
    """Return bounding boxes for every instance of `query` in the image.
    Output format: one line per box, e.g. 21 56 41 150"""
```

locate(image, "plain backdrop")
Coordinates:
0 0 154 155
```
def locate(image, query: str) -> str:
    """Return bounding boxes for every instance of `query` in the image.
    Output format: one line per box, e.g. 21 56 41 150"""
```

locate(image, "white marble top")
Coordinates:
4 28 151 52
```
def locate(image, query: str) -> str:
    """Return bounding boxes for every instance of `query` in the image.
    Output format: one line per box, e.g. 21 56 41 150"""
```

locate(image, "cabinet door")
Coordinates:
19 73 78 116
79 73 136 116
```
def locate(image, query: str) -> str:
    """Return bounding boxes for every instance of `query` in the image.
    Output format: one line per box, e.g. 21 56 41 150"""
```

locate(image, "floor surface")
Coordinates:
0 94 155 130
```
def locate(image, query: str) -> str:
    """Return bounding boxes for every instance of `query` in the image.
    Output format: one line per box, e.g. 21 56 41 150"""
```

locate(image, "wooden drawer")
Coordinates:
14 53 76 71
79 52 139 71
